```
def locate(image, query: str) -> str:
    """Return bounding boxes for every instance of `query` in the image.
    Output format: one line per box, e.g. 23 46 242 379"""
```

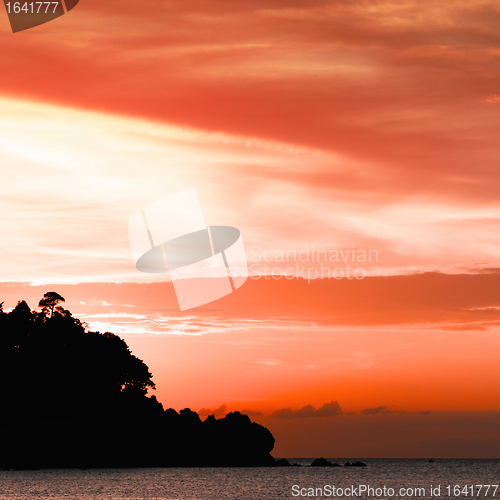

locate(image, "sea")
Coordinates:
0 459 498 500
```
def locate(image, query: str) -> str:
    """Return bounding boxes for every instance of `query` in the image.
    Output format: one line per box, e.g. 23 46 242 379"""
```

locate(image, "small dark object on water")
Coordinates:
311 457 333 466
345 461 367 467
310 458 341 467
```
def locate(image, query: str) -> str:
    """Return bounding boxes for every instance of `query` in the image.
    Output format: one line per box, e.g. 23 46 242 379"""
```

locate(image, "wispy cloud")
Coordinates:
360 406 399 415
198 404 228 418
254 359 286 367
271 401 343 419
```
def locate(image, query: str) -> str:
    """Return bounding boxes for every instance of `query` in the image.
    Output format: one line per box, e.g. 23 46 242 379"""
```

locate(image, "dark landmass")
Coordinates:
310 457 341 467
0 293 276 469
310 458 366 467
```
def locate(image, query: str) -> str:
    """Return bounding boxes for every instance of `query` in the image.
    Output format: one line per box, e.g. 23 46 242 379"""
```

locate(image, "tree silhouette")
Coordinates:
38 291 65 318
0 293 161 424
0 293 277 469
10 299 33 317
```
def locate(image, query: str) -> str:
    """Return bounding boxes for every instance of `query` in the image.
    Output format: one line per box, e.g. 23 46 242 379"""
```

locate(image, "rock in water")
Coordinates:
311 457 334 466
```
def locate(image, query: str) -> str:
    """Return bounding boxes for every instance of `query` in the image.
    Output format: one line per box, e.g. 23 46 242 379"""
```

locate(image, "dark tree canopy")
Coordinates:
38 291 66 318
0 293 161 424
10 299 32 318
0 293 277 469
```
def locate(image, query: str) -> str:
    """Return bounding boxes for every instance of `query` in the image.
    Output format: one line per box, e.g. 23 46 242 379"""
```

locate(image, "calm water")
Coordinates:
0 459 499 500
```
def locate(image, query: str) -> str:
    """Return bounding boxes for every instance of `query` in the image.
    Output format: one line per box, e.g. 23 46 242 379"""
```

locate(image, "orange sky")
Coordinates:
1 0 500 457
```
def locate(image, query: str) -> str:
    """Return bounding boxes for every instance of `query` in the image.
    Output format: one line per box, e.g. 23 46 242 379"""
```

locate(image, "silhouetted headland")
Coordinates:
0 293 277 469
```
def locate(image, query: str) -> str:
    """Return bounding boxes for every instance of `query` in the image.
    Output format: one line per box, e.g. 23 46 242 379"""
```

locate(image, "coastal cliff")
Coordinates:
0 294 275 469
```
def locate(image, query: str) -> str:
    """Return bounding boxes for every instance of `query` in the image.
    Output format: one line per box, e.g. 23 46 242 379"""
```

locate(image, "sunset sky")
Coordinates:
1 0 500 457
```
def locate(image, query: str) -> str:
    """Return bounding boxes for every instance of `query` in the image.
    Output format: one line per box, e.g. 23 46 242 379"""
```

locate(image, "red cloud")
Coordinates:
271 401 342 419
